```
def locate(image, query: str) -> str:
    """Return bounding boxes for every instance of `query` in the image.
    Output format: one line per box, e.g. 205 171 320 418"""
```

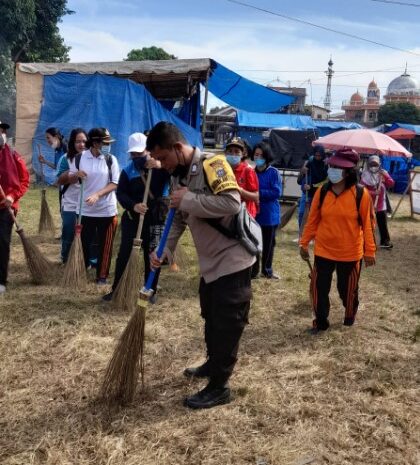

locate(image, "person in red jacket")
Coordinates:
224 137 259 217
0 122 30 293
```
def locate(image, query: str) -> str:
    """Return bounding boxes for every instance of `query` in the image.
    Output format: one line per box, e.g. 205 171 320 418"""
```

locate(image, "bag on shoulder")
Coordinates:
206 203 263 256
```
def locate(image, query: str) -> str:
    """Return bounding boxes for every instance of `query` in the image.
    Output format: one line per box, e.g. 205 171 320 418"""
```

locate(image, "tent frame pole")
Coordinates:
201 69 210 145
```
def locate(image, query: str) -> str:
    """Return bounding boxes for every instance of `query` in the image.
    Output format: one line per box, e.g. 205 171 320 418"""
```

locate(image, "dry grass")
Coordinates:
1 185 419 465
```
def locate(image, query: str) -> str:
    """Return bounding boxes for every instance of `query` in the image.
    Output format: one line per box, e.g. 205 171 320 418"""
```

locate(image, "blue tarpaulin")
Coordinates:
236 110 316 129
209 61 295 113
314 121 363 137
32 73 203 184
389 122 420 135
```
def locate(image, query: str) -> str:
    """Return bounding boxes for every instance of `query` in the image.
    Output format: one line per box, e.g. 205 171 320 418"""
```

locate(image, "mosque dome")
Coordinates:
350 91 363 103
386 72 420 96
368 79 378 89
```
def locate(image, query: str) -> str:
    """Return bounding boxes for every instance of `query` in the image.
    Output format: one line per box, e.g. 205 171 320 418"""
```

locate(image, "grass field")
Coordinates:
1 186 419 465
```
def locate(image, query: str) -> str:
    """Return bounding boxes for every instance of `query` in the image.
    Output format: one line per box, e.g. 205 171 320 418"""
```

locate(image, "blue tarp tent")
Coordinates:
32 73 203 184
389 122 420 135
236 110 316 129
314 121 363 137
209 62 295 113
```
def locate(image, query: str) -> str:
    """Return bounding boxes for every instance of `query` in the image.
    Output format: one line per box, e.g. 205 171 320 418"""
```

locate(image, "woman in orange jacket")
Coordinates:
299 149 376 334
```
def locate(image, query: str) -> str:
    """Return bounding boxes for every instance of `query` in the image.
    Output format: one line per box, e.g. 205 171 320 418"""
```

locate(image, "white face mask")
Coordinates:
328 167 344 184
50 138 59 150
369 166 380 173
0 133 6 147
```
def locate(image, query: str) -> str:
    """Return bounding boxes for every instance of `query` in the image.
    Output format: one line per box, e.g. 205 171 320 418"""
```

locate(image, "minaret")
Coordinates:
324 57 334 115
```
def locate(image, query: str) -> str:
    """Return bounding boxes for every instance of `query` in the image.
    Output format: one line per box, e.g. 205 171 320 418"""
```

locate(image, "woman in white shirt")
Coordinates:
66 128 120 284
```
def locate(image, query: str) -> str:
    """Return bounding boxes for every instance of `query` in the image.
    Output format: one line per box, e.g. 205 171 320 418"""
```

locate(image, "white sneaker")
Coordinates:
0 284 6 294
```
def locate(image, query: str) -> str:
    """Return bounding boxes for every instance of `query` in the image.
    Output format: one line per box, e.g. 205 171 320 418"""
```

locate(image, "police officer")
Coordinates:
148 122 255 409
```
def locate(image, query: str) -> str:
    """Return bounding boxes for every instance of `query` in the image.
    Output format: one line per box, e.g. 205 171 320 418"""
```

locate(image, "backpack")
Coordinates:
206 203 263 256
318 182 364 225
61 152 113 197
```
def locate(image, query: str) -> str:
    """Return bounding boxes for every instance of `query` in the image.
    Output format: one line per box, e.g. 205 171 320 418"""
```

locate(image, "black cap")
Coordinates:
88 127 115 144
0 122 10 130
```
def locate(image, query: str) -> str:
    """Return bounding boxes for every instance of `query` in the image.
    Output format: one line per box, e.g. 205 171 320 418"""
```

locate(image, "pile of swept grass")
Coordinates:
0 186 419 465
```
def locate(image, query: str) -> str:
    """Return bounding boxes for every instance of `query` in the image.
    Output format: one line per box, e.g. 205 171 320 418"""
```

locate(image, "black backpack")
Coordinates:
318 182 365 225
61 152 113 197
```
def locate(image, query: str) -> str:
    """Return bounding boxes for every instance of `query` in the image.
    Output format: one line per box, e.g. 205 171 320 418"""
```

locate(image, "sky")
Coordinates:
60 0 420 112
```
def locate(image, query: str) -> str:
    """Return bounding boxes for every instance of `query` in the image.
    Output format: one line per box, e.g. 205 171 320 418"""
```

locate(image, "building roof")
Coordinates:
386 72 420 96
350 91 363 103
17 59 211 100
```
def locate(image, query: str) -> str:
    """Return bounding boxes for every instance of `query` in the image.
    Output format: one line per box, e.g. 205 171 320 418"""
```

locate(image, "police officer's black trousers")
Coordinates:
112 211 160 292
199 266 252 387
0 208 14 285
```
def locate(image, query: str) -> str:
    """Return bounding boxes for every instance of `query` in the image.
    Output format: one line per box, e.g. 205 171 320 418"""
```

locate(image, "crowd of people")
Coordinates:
0 119 397 409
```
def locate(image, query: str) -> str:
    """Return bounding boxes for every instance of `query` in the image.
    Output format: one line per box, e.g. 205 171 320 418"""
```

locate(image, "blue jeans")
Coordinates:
61 210 77 263
298 195 313 228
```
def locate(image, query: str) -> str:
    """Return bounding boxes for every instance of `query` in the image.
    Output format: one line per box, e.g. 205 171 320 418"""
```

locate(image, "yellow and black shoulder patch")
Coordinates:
203 154 238 194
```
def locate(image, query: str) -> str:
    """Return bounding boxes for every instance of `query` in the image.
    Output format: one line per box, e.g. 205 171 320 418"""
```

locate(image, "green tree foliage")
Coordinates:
0 0 73 63
125 46 176 61
0 0 72 129
378 102 420 125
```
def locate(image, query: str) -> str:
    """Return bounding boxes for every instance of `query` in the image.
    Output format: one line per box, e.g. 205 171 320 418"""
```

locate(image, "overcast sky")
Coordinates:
60 0 420 111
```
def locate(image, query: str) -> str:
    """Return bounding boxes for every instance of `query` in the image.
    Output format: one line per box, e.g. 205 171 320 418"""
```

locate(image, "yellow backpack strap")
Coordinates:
203 154 238 194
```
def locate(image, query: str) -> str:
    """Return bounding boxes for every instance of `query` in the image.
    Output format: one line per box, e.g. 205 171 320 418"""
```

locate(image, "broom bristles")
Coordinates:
279 202 298 230
18 229 53 284
112 245 143 312
38 190 55 234
100 304 146 404
61 232 87 289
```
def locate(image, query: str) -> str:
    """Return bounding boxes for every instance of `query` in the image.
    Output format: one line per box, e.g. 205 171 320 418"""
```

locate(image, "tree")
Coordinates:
378 102 420 125
125 46 176 61
0 0 72 130
0 0 73 63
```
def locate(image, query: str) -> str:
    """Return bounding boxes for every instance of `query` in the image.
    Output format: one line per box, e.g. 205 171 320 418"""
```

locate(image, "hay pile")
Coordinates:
0 188 419 465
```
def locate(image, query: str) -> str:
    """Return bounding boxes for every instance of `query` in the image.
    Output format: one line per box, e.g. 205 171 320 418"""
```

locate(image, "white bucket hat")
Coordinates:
127 132 147 153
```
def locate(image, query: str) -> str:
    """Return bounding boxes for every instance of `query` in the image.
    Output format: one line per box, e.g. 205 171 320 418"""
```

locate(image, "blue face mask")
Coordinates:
255 159 266 168
101 145 111 155
328 167 344 184
133 156 147 171
226 155 241 167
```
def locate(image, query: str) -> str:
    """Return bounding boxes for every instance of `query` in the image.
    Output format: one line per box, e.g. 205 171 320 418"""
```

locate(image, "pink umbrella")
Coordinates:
313 129 412 158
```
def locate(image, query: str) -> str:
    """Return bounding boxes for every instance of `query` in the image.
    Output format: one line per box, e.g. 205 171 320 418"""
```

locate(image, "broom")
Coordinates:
100 208 177 405
278 201 298 230
0 183 53 285
112 169 152 311
61 179 87 290
37 144 55 235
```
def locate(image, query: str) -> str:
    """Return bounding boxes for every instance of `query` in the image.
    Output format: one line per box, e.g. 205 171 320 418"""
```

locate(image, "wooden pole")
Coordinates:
391 171 417 220
201 69 210 145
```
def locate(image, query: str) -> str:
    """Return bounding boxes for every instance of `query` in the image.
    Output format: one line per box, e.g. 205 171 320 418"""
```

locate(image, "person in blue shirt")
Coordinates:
39 127 68 170
102 132 170 302
251 142 282 279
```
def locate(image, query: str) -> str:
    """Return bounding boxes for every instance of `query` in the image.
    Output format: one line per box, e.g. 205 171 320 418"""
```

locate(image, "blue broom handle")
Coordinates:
144 207 177 291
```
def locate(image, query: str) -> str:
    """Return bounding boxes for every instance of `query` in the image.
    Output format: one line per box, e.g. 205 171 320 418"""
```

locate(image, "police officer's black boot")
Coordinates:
183 360 210 378
184 381 231 409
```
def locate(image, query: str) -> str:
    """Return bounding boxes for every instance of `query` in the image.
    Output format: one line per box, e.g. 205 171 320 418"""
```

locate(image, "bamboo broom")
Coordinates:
37 145 55 235
0 183 53 285
112 169 152 312
100 208 177 405
61 180 87 290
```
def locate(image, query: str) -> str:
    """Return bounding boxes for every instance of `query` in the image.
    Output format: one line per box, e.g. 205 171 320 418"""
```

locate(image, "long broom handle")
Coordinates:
37 144 45 184
374 174 383 210
134 169 153 243
76 179 85 226
390 171 416 220
0 183 22 231
143 208 176 292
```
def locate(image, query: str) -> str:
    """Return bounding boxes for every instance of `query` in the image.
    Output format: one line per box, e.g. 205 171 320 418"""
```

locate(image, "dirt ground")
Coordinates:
1 187 419 465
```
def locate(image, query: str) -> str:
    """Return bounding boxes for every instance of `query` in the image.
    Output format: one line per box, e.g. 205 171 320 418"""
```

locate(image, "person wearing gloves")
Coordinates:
102 132 170 302
299 149 376 334
0 122 30 293
360 155 395 249
147 122 255 410
224 137 259 218
252 142 282 279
